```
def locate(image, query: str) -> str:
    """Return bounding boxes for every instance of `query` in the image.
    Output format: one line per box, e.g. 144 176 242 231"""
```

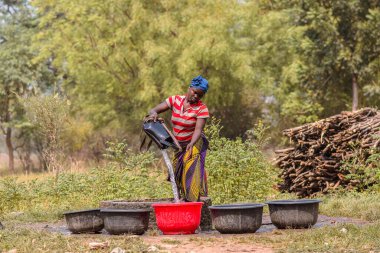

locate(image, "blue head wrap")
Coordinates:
189 75 209 93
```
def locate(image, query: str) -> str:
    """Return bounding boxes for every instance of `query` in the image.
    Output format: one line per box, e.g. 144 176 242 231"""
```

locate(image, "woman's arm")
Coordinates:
148 101 170 121
186 118 207 152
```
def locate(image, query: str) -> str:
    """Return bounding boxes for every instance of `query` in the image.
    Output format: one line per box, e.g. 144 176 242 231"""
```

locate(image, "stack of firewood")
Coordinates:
275 108 380 197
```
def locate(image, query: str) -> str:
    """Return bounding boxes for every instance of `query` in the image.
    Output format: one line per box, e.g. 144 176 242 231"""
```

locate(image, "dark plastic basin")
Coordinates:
101 209 150 235
209 203 264 234
266 199 322 229
100 197 213 231
63 208 104 234
152 202 203 235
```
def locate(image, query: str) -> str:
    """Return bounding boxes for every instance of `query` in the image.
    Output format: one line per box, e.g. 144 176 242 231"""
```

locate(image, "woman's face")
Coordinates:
187 87 205 104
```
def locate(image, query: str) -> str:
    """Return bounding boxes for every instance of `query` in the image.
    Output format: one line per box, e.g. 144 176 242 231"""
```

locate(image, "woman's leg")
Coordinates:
173 136 208 202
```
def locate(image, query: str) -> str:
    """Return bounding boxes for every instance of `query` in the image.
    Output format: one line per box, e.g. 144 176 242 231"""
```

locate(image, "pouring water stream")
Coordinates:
161 149 180 203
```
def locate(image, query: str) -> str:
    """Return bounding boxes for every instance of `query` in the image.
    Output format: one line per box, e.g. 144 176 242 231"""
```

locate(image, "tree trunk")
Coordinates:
4 85 14 172
5 127 14 172
352 73 359 111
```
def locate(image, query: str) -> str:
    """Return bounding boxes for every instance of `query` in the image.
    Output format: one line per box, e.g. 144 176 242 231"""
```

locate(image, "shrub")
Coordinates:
22 95 70 174
205 117 278 204
103 140 156 170
0 119 279 221
0 150 172 220
341 135 380 191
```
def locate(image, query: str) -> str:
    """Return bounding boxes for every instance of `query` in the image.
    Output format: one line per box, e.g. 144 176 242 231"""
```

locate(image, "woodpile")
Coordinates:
275 108 380 197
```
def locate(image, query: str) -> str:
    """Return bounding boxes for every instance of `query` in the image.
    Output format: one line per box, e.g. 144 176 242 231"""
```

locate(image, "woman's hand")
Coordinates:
186 142 194 160
147 102 170 122
147 110 158 122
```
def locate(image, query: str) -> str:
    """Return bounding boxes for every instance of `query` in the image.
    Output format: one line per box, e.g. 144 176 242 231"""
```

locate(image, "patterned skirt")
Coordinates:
172 135 209 202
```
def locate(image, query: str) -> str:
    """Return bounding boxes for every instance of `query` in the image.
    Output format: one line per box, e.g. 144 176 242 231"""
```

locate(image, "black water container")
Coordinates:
266 199 321 229
101 209 151 235
143 120 179 150
63 209 104 234
209 203 264 234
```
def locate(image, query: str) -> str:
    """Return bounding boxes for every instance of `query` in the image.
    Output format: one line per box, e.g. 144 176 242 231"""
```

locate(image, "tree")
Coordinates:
243 0 380 136
32 0 264 138
278 0 380 112
0 0 53 172
245 2 317 127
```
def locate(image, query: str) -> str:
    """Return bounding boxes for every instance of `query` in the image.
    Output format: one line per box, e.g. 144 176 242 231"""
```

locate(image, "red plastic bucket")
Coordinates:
152 202 203 235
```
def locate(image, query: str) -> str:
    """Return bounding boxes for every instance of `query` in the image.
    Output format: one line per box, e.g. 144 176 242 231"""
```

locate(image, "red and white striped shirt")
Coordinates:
165 95 209 142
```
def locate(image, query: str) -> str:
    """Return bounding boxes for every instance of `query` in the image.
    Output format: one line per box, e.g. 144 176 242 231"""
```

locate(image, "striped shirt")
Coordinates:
165 95 209 142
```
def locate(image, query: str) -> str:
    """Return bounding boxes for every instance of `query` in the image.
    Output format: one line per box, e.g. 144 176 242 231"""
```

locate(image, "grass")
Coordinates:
2 223 379 253
2 195 380 253
160 238 181 244
247 223 380 252
0 165 173 222
2 172 380 224
318 191 380 221
0 226 149 253
267 191 380 222
0 149 379 252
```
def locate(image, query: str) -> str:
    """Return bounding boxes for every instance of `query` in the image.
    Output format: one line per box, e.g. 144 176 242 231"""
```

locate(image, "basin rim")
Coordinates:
63 208 100 215
209 203 265 210
265 199 322 205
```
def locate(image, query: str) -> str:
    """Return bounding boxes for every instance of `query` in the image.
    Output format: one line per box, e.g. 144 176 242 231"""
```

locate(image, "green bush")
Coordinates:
205 118 278 204
22 95 70 173
103 140 156 170
0 119 279 221
341 143 380 191
0 152 172 221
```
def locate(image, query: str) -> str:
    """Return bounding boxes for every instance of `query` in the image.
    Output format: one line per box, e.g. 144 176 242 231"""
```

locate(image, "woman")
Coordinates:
148 75 210 202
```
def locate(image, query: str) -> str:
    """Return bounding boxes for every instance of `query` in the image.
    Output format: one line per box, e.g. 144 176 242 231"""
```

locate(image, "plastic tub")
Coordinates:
63 208 104 234
266 199 322 229
101 209 150 235
209 203 264 234
152 202 203 235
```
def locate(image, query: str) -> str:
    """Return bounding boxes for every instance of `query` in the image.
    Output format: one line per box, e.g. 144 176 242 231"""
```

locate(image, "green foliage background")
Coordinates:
0 121 277 220
205 118 278 203
0 0 379 221
0 0 380 151
0 0 378 151
28 0 380 141
32 0 262 137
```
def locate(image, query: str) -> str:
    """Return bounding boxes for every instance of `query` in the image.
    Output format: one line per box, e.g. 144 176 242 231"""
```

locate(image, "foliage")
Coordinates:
22 95 70 174
245 120 271 147
0 0 54 171
63 117 94 153
0 163 172 221
32 0 264 137
341 143 380 191
240 0 380 136
0 0 379 165
0 118 280 220
275 0 380 113
103 139 156 170
205 117 278 204
241 3 323 128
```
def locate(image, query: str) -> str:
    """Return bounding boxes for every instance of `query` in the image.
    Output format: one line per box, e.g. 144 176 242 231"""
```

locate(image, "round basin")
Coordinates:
266 199 322 229
101 209 150 235
209 203 264 234
63 208 104 234
152 202 203 235
100 197 213 231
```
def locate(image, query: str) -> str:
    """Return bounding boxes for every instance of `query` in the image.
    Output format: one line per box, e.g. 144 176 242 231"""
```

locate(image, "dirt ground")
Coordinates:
10 214 370 253
143 235 273 253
